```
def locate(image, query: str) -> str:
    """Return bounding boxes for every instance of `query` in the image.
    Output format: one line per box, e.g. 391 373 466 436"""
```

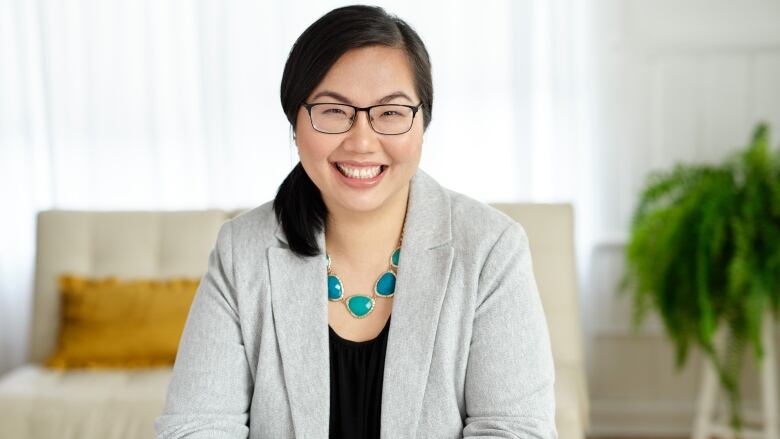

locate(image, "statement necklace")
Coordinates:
326 230 402 319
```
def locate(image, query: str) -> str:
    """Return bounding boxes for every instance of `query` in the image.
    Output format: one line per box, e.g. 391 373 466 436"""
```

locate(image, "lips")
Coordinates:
333 162 387 178
331 161 387 187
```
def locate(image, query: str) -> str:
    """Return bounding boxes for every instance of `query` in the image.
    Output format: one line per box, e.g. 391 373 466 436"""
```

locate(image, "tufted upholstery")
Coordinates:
0 205 588 439
27 209 240 364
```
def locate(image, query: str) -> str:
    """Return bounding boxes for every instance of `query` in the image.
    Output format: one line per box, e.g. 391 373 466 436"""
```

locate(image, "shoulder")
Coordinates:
442 185 527 258
215 200 279 252
229 199 277 229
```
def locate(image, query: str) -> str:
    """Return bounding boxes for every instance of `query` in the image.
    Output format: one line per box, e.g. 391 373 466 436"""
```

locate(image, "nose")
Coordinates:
343 109 379 152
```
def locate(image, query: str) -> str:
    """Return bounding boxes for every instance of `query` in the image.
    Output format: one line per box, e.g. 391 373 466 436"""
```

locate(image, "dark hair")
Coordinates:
273 5 433 257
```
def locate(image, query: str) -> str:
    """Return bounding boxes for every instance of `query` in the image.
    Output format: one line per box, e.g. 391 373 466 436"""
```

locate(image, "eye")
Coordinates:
323 108 347 115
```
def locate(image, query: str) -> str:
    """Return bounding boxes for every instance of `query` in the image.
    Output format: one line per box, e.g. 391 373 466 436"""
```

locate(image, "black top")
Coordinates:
328 316 391 439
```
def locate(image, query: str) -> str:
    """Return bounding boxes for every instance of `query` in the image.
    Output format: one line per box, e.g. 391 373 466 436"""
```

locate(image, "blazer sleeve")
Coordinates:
462 221 558 439
155 220 253 439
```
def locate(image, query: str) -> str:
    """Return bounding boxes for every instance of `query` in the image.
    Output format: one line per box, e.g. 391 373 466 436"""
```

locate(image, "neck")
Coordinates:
324 184 409 267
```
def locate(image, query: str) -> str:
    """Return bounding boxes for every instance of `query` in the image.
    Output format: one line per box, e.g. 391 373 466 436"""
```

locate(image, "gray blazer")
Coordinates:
155 168 557 439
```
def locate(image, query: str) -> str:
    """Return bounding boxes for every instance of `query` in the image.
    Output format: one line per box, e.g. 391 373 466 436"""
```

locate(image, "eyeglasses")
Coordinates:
302 102 423 135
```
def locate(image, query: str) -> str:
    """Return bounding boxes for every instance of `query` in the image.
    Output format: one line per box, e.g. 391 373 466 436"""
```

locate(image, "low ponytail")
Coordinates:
272 162 326 257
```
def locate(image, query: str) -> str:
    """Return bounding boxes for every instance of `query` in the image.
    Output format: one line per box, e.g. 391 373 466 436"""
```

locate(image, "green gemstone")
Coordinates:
375 271 396 297
391 248 400 267
328 275 343 301
346 295 374 318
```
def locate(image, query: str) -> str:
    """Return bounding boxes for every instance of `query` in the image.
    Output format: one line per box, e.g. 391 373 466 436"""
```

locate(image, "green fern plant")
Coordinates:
620 122 780 431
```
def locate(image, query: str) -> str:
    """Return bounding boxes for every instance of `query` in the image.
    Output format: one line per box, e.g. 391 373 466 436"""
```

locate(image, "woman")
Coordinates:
155 5 556 439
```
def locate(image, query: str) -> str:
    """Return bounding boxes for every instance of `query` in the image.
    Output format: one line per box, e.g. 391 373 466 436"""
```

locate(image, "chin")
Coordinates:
333 195 388 213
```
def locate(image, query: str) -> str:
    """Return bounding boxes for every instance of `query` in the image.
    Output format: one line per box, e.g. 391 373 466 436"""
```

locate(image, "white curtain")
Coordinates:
0 0 592 376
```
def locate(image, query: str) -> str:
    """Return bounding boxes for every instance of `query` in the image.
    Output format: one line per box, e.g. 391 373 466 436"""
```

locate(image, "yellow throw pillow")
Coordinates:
45 274 200 370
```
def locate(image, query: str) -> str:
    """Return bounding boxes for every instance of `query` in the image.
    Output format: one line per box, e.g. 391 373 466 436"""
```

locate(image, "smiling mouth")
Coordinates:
333 162 387 179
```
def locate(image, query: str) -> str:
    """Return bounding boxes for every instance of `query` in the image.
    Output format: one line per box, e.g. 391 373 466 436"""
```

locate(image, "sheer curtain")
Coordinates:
0 0 592 376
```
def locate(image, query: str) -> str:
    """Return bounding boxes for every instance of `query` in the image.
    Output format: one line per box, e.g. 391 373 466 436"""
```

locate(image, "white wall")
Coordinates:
585 1 780 436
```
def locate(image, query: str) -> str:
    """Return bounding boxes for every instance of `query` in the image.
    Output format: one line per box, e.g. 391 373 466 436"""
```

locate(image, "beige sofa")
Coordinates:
0 204 588 439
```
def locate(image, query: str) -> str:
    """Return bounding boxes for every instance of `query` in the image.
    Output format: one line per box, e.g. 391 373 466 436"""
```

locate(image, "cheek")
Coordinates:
389 131 423 163
297 138 334 171
389 111 424 156
295 110 333 163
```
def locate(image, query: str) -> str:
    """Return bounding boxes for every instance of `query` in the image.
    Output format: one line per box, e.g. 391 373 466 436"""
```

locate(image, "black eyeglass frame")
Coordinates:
301 102 423 135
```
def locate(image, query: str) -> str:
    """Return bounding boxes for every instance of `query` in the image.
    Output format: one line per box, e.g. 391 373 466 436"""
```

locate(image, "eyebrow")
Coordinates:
310 90 414 105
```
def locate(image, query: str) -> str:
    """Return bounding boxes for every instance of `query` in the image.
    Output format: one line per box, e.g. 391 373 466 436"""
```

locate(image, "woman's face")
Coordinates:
295 45 424 217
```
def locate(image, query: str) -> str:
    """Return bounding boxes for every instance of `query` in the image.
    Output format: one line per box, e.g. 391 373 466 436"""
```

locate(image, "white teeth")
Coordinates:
336 163 383 179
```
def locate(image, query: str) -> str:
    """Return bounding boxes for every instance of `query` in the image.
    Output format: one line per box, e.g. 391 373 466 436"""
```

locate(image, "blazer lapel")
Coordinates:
267 169 453 439
268 230 329 438
380 169 454 438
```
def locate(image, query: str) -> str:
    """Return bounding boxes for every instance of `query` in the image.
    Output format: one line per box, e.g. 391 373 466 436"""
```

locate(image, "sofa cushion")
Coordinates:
555 363 588 439
46 274 199 369
0 364 171 439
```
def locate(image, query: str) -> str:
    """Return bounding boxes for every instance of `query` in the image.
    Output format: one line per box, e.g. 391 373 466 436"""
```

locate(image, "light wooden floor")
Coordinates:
589 436 688 439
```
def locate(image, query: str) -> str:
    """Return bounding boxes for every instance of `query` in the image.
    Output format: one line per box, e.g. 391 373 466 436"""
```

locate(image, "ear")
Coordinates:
291 128 298 146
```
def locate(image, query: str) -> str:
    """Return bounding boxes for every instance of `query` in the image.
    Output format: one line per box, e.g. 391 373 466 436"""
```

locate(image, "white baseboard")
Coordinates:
589 399 763 437
589 400 695 437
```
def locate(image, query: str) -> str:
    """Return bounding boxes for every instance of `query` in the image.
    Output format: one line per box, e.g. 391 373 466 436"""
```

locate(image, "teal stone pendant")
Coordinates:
374 271 396 297
327 274 343 301
390 247 400 268
346 295 375 318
